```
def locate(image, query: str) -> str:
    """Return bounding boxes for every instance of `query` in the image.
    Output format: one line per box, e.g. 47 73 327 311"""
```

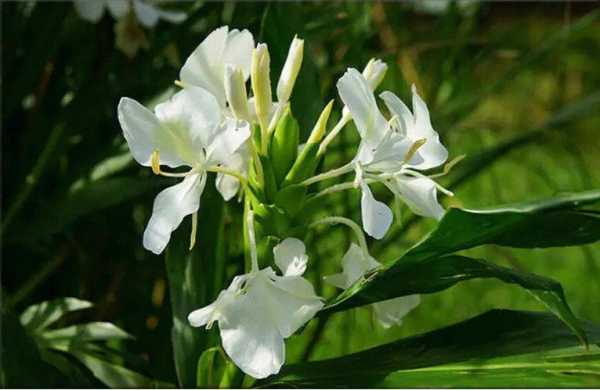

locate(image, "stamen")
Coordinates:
151 149 161 175
174 80 185 88
403 138 426 164
353 162 364 189
430 154 467 178
189 212 198 251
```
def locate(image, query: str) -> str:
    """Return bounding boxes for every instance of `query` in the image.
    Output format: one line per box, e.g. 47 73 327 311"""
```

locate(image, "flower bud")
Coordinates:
307 100 334 144
224 65 250 121
362 58 387 90
276 36 304 104
251 43 272 130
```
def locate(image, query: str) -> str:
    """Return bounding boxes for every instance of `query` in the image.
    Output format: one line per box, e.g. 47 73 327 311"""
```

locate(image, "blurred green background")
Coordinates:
2 1 599 384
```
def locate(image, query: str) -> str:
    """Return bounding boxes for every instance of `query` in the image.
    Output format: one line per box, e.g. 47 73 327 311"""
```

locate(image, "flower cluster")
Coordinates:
117 26 458 379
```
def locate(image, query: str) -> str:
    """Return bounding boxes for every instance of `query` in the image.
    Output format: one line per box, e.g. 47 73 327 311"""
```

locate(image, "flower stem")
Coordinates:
309 216 369 258
206 165 247 185
317 110 351 156
246 211 259 273
301 161 354 186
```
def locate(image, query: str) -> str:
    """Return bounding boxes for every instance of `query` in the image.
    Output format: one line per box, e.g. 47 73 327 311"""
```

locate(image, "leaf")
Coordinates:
323 254 586 346
165 179 227 387
41 322 132 344
20 297 92 332
262 310 600 387
1 311 67 387
196 347 226 388
323 191 600 337
69 351 155 388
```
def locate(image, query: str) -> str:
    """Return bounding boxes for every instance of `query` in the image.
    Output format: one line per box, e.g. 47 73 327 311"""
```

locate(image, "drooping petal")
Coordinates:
273 238 308 277
393 176 445 220
180 26 229 105
223 29 255 80
372 295 420 328
379 90 414 136
117 97 187 168
74 0 106 23
360 183 393 239
154 86 222 160
143 173 206 254
105 0 130 19
337 68 388 146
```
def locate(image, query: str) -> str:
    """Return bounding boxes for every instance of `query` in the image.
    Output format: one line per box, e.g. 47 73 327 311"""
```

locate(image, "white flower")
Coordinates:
324 243 420 328
188 237 323 379
337 68 451 239
117 86 250 254
180 26 255 108
73 0 187 27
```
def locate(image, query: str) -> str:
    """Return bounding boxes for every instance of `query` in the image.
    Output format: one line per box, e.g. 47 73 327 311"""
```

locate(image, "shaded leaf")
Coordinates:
262 310 600 387
20 297 92 332
41 322 132 343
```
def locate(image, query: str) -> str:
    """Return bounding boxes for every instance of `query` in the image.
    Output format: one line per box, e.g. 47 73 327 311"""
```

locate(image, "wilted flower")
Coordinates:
324 243 420 328
117 86 250 254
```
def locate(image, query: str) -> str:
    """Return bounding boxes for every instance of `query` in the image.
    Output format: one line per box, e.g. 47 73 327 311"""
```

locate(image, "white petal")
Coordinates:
132 0 160 27
180 26 229 105
219 284 285 379
154 8 187 24
372 295 420 328
337 68 387 146
324 244 381 289
188 302 217 327
393 176 445 220
360 183 393 239
215 147 248 201
273 238 308 277
143 173 206 254
74 0 106 23
223 29 255 80
117 97 186 168
379 90 414 136
106 0 130 19
410 87 448 169
154 86 222 159
205 118 251 165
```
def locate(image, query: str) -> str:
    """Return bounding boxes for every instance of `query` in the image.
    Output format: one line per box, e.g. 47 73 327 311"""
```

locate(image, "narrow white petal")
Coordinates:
180 26 229 105
143 173 206 254
393 176 445 220
322 273 348 289
223 29 255 80
117 97 186 168
409 87 448 169
337 68 387 146
273 238 308 277
379 90 414 135
360 183 393 239
372 295 420 328
132 0 160 27
74 0 106 23
215 147 247 201
324 244 381 289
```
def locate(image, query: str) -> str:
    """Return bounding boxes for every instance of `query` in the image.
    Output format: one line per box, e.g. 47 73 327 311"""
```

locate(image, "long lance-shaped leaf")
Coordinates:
261 310 600 388
321 191 600 343
165 180 226 387
323 254 586 345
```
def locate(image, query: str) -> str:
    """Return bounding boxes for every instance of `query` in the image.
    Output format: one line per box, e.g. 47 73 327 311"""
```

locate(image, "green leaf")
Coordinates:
165 180 226 387
323 191 600 344
270 107 300 185
41 322 132 344
196 347 226 388
20 297 92 332
1 311 67 387
282 142 321 186
262 310 600 387
69 351 155 388
323 254 586 346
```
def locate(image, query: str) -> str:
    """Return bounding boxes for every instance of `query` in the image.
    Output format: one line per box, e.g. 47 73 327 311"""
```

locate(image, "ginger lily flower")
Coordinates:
74 0 186 27
337 68 452 239
188 217 323 379
324 243 420 328
117 86 250 254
